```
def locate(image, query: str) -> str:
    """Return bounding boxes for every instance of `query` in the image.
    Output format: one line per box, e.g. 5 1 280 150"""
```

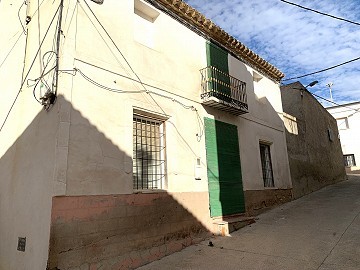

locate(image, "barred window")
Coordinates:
259 143 274 188
133 115 166 189
344 154 356 167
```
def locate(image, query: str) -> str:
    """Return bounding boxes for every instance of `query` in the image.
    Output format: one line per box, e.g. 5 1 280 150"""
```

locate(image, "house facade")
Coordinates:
327 101 360 174
281 82 346 199
0 0 292 269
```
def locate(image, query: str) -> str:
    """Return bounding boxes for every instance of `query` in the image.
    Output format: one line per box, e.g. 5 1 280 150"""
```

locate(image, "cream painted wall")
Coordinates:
228 55 292 190
64 0 209 196
65 0 291 196
0 1 63 269
328 103 360 170
0 0 291 268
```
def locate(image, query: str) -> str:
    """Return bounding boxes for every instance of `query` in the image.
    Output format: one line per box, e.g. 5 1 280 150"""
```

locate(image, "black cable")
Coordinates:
75 68 147 94
37 0 43 71
0 31 24 70
82 0 146 89
75 58 202 105
80 0 203 127
311 92 360 112
282 56 360 81
75 67 198 110
280 0 360 26
18 1 27 35
0 4 61 133
81 0 171 115
53 0 64 95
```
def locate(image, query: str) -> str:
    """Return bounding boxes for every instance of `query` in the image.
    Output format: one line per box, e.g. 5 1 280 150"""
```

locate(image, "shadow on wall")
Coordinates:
0 94 60 270
0 95 210 270
51 97 211 269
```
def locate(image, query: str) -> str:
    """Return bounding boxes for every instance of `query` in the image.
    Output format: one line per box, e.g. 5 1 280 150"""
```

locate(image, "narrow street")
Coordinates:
138 175 360 270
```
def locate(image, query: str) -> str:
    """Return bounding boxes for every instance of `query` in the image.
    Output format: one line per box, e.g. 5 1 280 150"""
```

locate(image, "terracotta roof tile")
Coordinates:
154 0 285 82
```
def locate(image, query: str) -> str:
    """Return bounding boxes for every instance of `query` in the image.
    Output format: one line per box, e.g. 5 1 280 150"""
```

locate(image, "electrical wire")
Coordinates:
82 0 146 90
31 51 57 103
0 4 61 133
75 68 147 94
75 67 198 108
282 56 360 81
18 1 27 35
79 0 205 139
0 31 24 70
74 58 202 105
37 0 43 71
280 0 360 27
311 92 360 113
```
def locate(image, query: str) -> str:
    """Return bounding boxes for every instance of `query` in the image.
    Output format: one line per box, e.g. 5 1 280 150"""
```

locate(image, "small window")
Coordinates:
259 143 274 188
133 115 166 190
344 154 356 167
336 117 349 130
134 0 160 22
134 0 159 48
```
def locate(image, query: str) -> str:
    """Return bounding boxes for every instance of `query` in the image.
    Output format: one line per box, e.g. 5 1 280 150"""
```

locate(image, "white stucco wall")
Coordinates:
228 55 291 190
328 102 360 170
63 0 209 196
0 0 291 268
0 1 62 269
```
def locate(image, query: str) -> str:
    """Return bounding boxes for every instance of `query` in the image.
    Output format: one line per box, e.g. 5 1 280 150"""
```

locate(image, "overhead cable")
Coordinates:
18 1 27 34
282 56 360 81
311 92 360 112
82 0 145 88
280 0 360 26
75 58 202 105
0 4 61 133
75 67 196 110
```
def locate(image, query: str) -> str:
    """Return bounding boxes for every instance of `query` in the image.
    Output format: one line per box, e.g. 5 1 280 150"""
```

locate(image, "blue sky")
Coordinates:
184 0 360 106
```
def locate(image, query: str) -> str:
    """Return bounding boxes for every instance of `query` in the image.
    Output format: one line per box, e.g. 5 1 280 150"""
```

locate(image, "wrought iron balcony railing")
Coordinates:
200 66 248 114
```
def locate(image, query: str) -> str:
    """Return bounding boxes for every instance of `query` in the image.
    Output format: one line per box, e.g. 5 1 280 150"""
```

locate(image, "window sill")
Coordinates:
264 187 278 190
133 189 167 194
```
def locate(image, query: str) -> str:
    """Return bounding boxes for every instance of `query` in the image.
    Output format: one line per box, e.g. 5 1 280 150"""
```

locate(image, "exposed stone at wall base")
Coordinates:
244 189 293 215
289 159 347 199
47 192 211 270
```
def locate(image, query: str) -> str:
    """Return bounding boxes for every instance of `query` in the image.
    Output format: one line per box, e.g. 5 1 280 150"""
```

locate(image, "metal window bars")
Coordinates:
259 143 275 187
200 66 248 111
133 116 166 189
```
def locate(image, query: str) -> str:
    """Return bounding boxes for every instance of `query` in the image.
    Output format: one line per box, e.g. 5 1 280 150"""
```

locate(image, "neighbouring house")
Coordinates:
280 82 346 199
327 101 360 174
0 0 292 269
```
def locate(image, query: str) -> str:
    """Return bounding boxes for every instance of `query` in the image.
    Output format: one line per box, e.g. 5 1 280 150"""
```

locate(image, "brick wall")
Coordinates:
47 192 210 270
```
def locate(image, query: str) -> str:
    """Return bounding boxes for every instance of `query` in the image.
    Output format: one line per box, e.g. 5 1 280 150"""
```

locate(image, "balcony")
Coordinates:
200 66 248 115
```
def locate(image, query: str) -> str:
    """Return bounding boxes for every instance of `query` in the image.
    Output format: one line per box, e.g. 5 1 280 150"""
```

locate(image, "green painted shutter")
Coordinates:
206 42 231 98
204 117 245 217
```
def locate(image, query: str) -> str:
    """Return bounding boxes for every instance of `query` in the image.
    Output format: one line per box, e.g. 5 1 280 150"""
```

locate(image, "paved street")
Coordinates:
138 175 360 270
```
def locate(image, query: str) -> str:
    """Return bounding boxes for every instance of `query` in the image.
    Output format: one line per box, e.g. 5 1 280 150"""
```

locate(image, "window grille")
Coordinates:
344 154 356 167
259 143 274 187
133 115 165 189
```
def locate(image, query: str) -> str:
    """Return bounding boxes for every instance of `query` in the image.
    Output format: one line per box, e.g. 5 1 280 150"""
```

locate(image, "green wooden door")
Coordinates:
204 117 245 217
206 42 231 98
